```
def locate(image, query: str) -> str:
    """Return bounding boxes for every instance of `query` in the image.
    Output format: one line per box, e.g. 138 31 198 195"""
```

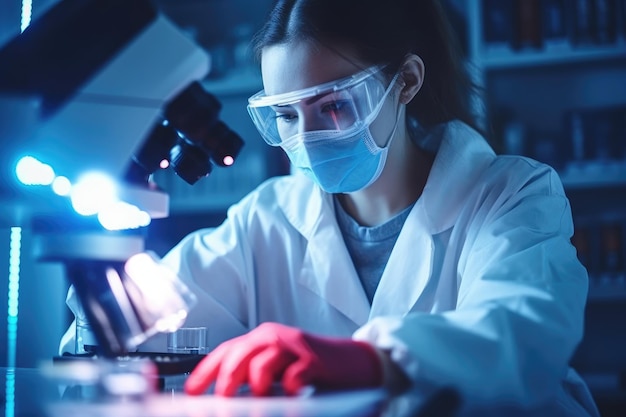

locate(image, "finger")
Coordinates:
282 359 317 396
184 342 231 395
248 345 295 396
214 340 265 396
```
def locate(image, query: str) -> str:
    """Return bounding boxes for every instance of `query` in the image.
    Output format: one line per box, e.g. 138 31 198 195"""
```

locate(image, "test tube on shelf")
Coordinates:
600 222 625 285
570 112 586 163
503 120 526 155
593 0 619 45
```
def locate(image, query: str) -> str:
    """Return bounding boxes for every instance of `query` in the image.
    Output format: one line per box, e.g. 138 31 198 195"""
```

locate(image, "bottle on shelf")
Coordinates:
542 0 569 48
561 106 626 187
570 112 586 163
502 119 526 155
481 0 515 54
571 0 595 46
593 0 619 45
477 0 626 63
600 222 625 285
513 0 543 50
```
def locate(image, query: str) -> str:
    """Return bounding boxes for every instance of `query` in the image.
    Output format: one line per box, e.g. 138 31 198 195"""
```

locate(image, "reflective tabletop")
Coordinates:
1 365 574 417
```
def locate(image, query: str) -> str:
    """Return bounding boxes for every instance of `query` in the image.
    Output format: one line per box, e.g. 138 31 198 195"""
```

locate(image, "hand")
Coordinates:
184 322 383 396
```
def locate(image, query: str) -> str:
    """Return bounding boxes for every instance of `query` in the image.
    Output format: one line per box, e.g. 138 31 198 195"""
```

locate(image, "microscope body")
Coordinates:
0 0 243 356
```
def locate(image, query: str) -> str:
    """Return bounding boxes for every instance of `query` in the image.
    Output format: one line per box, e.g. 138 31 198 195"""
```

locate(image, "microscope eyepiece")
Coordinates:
128 81 244 185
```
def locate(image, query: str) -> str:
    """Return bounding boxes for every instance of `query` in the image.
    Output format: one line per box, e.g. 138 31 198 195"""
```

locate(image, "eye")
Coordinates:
321 100 350 114
273 110 298 123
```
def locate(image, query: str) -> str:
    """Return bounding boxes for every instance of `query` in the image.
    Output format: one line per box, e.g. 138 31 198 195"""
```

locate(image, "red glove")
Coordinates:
184 322 383 396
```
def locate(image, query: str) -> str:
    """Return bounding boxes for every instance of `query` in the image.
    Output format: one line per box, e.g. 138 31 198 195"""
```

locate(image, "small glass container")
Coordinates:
167 327 208 355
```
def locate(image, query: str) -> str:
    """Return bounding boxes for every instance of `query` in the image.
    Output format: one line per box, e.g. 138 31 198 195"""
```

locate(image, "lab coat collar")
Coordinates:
370 122 496 316
370 198 435 317
278 174 371 325
417 121 496 234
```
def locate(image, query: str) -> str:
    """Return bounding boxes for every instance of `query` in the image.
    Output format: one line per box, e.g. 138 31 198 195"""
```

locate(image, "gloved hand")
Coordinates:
184 322 383 396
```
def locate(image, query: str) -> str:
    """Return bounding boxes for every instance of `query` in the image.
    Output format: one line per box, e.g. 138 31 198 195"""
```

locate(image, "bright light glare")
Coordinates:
101 374 149 396
21 0 32 32
124 253 189 332
51 176 72 196
15 156 55 185
70 172 117 216
222 155 234 166
154 311 188 333
159 159 169 169
97 202 151 231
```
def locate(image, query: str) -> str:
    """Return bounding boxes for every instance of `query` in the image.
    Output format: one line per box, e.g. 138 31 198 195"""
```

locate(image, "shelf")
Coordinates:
474 41 626 71
588 279 626 301
466 0 626 71
559 162 626 190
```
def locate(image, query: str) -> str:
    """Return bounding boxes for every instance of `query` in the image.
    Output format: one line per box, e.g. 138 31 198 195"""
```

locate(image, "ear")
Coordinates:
398 54 424 105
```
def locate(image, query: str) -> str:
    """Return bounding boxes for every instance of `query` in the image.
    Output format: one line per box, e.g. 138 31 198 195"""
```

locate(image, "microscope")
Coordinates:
0 0 244 358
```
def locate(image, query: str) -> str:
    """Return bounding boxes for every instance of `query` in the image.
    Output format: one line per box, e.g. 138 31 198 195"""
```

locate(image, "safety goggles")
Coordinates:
247 65 392 146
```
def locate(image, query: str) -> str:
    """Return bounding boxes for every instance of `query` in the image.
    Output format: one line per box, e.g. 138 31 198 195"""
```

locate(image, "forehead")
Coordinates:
260 42 367 96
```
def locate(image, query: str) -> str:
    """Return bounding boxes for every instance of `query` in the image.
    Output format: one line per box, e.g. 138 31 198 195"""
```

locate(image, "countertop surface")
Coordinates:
0 365 602 417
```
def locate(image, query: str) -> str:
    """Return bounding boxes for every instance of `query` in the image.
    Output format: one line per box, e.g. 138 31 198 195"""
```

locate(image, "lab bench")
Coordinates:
1 364 616 417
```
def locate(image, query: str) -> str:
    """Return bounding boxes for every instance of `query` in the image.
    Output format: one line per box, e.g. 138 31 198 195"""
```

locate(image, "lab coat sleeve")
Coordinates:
354 162 588 407
146 199 257 352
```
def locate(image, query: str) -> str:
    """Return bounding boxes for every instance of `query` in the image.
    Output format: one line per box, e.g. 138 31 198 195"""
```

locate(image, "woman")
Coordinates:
177 0 598 412
62 0 598 414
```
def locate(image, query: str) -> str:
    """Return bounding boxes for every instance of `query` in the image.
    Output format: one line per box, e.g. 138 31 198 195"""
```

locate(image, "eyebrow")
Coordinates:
304 91 333 106
271 104 294 110
270 89 344 109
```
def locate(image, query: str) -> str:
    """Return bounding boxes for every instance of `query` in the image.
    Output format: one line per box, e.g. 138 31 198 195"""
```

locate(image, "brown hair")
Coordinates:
252 0 481 134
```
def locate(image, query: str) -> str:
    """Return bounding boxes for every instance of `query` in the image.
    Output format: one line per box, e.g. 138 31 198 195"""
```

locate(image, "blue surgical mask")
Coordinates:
280 74 400 193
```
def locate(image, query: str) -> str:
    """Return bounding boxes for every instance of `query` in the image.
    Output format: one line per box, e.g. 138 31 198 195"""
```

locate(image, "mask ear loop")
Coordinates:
356 74 405 191
378 74 404 149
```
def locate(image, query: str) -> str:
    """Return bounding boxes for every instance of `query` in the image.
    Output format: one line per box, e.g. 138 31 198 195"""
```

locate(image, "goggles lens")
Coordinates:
247 65 390 146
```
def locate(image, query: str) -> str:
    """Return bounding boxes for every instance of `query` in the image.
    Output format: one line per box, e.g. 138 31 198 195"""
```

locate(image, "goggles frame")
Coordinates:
247 64 386 108
247 64 397 146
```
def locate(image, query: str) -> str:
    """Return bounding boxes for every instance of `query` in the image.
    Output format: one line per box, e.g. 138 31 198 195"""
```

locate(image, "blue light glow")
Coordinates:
6 227 21 369
15 156 55 185
20 0 32 32
51 176 72 196
98 202 151 231
70 172 118 216
16 157 153 231
4 369 15 417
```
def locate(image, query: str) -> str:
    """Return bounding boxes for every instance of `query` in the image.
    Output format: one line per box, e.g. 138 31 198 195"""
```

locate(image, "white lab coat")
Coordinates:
61 121 598 415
